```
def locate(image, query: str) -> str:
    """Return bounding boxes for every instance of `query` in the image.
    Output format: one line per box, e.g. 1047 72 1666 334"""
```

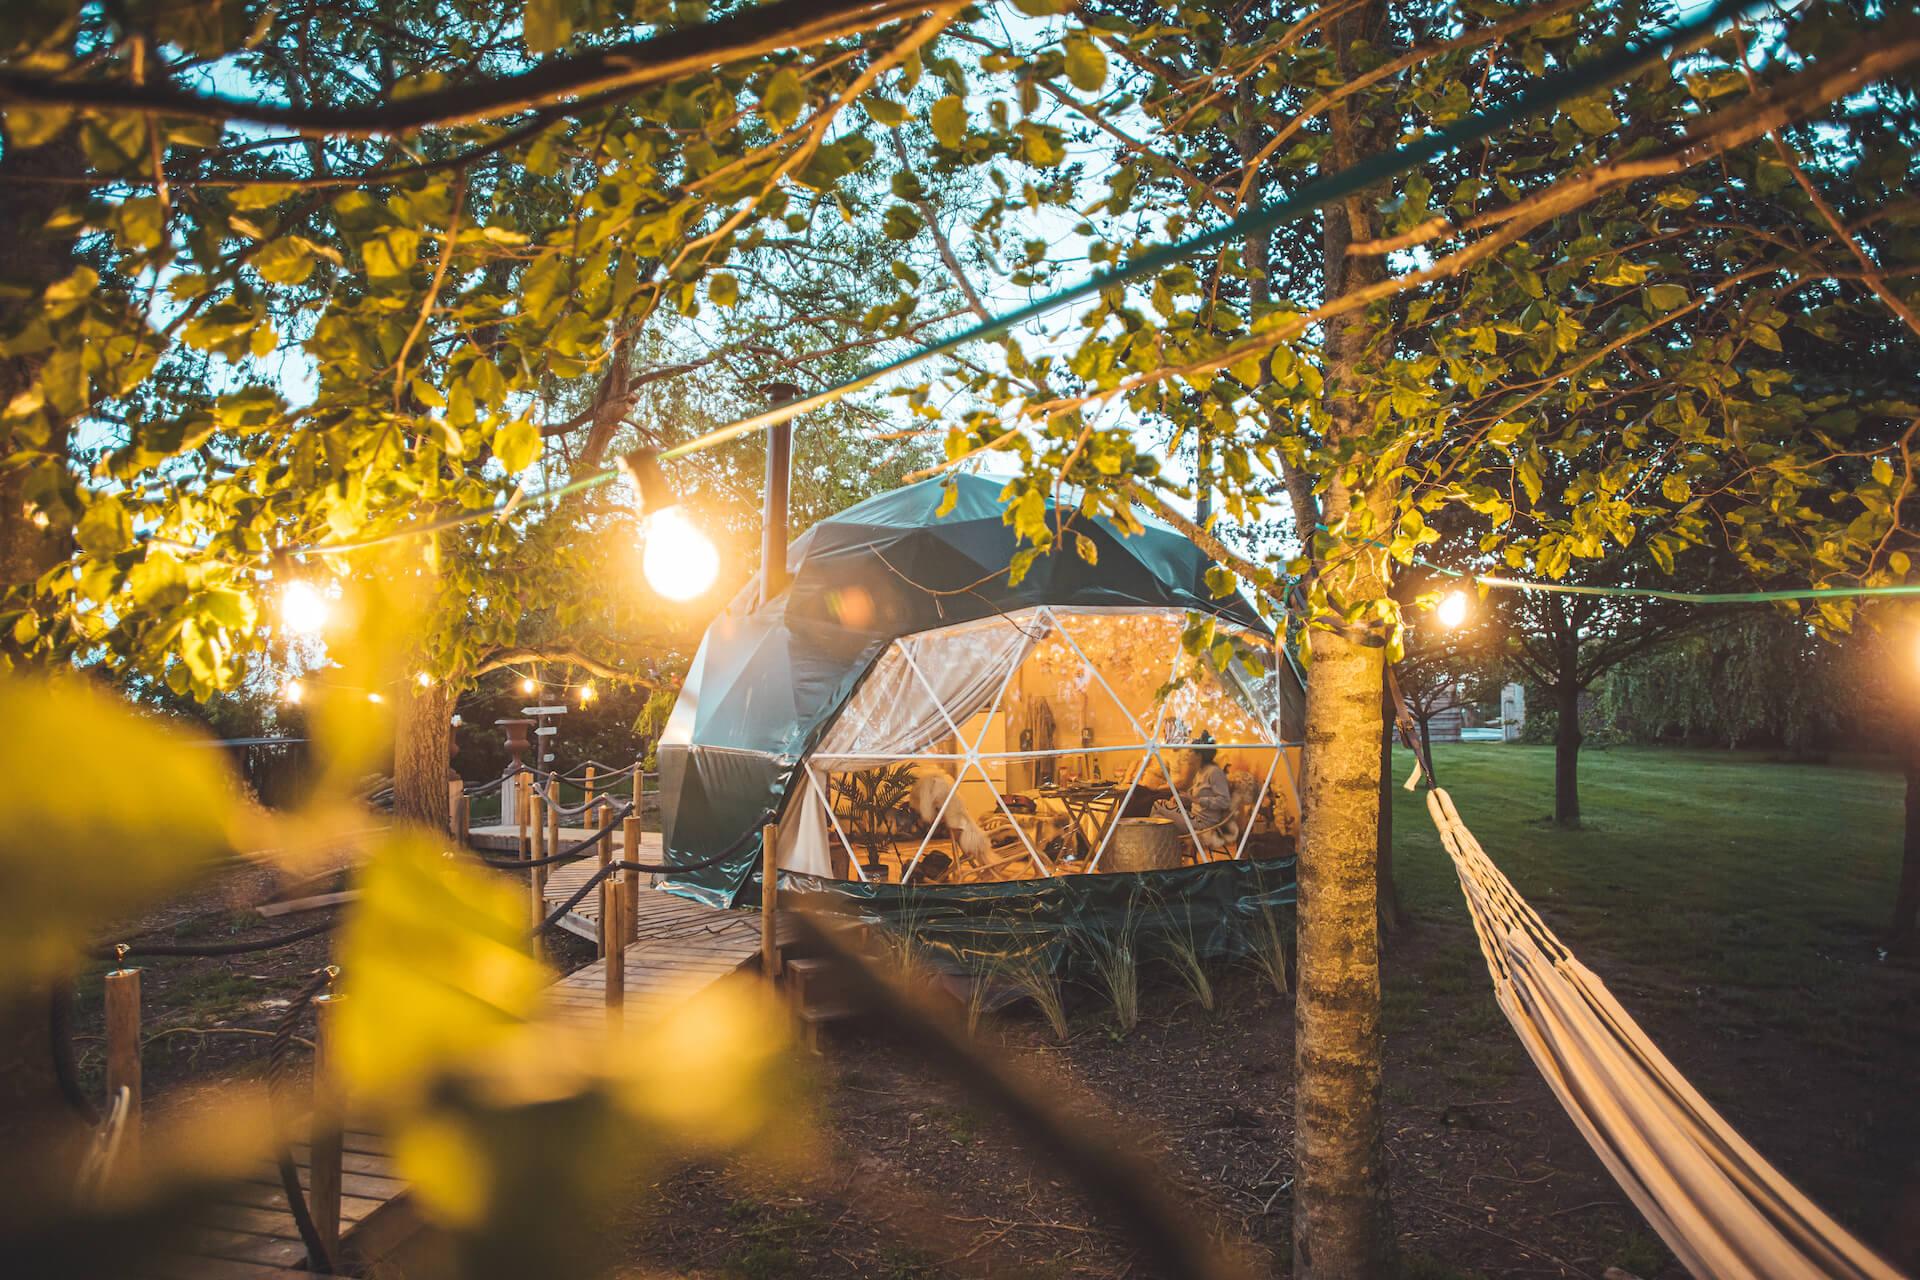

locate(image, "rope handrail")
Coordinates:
460 763 657 798
266 967 339 1275
91 918 337 961
529 846 751 933
481 801 635 868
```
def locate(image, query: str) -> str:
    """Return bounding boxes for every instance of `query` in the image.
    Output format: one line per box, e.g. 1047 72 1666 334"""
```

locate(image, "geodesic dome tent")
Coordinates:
656 473 1304 951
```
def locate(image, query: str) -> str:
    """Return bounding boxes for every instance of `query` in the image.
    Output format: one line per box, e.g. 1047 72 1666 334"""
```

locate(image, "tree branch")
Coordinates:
472 647 648 684
0 0 934 138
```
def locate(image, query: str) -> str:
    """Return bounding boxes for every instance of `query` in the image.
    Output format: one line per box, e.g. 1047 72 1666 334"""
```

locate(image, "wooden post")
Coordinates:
761 822 780 980
447 779 463 840
604 879 626 1022
596 800 614 958
529 787 548 958
104 965 141 1169
622 815 642 932
516 768 531 859
546 771 561 864
632 758 643 813
309 990 344 1264
584 764 596 811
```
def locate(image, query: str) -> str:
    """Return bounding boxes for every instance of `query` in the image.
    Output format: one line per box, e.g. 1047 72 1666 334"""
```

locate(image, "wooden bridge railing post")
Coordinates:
622 815 642 928
529 786 548 959
596 801 614 958
761 822 780 980
584 764 596 812
604 879 626 1023
632 757 643 813
309 987 344 1264
546 771 560 868
516 768 531 859
104 963 141 1170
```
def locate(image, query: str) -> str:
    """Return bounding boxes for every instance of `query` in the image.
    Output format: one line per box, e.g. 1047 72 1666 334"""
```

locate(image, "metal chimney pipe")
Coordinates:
760 381 801 604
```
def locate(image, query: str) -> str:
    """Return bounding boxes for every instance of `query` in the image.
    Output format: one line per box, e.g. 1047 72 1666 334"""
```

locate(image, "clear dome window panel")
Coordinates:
1046 609 1186 738
1006 612 1172 782
816 644 926 758
1160 644 1283 746
898 612 1042 758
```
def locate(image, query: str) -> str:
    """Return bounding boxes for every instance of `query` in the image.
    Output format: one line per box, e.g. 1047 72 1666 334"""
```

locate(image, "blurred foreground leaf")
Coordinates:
0 678 241 987
335 833 550 1103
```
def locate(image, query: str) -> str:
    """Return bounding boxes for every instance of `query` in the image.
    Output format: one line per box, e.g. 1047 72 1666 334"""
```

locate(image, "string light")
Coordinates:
279 580 329 635
367 691 383 704
578 681 597 705
619 449 720 601
1436 590 1470 628
283 678 304 705
416 671 433 687
520 674 537 695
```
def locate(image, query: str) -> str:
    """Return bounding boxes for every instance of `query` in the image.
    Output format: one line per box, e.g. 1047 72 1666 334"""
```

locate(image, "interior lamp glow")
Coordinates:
279 581 329 635
619 447 719 601
1436 589 1470 628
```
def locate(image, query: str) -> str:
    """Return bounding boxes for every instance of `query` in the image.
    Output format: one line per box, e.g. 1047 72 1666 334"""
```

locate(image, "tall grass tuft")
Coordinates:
1081 894 1141 1035
1247 897 1292 997
1005 953 1070 1042
1160 911 1216 1014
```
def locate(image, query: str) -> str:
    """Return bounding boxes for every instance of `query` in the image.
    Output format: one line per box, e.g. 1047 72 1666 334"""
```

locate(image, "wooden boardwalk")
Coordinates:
151 858 775 1278
152 1130 402 1279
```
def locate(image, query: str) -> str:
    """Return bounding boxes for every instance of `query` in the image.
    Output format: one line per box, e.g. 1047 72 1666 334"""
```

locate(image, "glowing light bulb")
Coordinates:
642 506 719 601
578 682 596 705
520 675 537 695
367 691 383 704
416 671 433 688
280 581 329 635
284 678 304 705
1436 590 1470 629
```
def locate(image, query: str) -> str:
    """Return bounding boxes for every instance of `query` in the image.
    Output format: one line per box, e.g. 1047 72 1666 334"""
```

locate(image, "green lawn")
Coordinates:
1388 743 1911 1046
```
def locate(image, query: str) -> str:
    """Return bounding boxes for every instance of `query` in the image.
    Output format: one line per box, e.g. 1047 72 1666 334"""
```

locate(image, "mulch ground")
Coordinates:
68 860 1919 1279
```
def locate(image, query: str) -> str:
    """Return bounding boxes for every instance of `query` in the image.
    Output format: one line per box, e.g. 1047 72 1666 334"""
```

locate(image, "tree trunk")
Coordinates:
0 123 88 1166
1890 730 1920 951
1554 681 1582 828
1293 3 1396 1269
1376 674 1403 935
392 678 455 832
0 127 84 599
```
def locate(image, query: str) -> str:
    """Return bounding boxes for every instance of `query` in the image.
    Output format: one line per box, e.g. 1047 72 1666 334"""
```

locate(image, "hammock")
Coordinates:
1424 787 1903 1280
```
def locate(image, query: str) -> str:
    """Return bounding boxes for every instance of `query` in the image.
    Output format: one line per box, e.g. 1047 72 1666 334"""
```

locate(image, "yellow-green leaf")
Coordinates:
1063 35 1107 93
493 418 540 473
0 679 239 987
761 67 805 131
931 96 967 149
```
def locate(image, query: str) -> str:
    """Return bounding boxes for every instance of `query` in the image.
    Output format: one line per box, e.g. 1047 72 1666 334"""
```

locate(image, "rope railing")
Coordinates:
89 919 338 961
481 801 635 868
266 967 341 1275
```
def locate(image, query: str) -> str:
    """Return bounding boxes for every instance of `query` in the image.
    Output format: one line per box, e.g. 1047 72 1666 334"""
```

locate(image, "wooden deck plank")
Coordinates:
157 881 765 1277
179 1227 312 1267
